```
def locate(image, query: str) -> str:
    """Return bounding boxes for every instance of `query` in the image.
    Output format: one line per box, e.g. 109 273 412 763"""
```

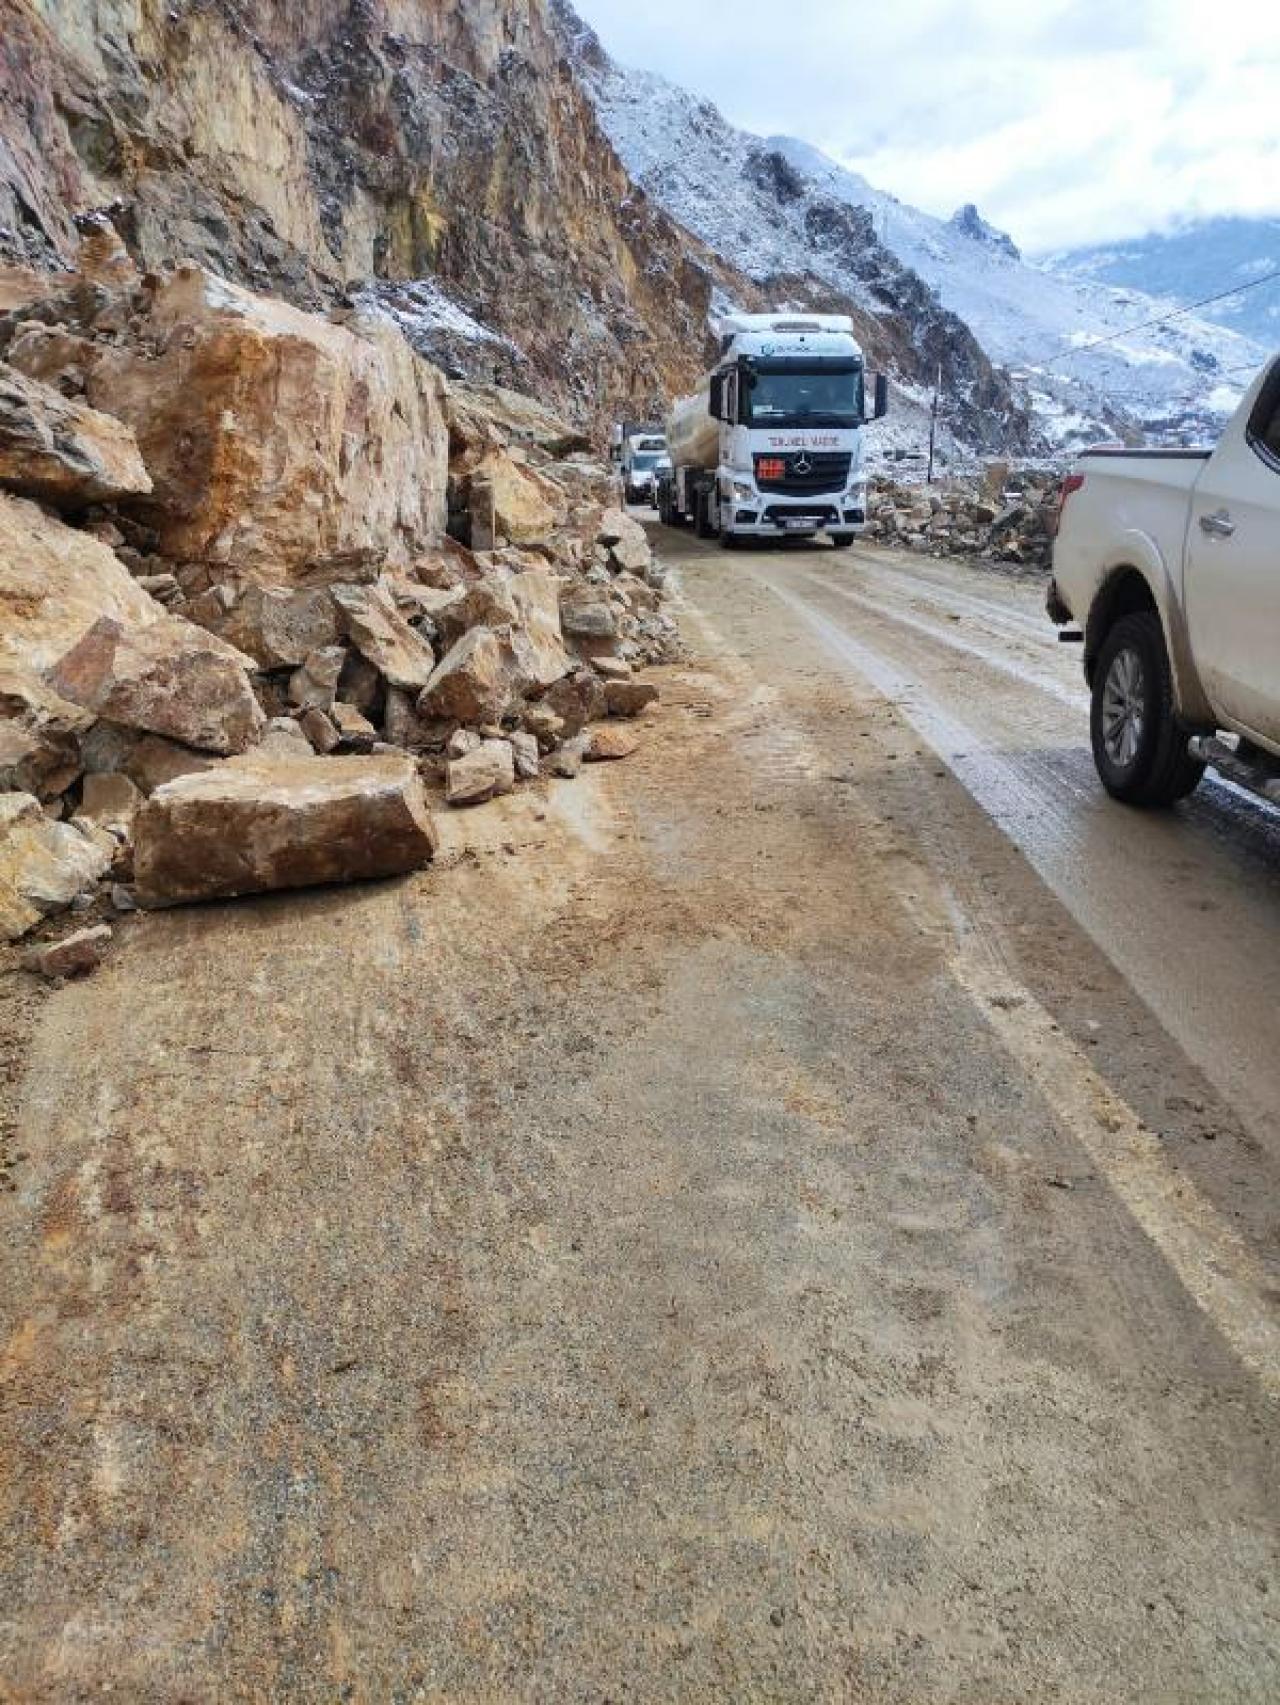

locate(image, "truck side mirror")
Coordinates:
871 374 889 421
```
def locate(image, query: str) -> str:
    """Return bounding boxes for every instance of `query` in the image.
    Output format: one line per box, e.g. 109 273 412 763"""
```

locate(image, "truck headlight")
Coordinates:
732 480 756 501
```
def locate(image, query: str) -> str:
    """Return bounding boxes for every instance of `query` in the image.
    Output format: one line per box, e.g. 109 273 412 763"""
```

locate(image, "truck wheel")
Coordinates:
1090 613 1205 806
695 489 718 540
830 533 855 550
720 528 742 550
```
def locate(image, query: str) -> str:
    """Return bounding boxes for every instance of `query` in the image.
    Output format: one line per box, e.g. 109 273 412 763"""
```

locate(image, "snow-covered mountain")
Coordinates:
1044 218 1280 351
577 43 1269 450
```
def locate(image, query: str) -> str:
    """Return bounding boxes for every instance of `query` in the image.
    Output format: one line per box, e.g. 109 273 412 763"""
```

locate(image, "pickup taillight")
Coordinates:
1053 472 1085 536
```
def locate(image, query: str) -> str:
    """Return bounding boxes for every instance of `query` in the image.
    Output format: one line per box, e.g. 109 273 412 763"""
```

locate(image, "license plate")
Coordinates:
783 518 816 531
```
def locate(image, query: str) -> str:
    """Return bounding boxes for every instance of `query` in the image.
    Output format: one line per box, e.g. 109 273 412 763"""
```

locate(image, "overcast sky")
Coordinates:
571 0 1280 253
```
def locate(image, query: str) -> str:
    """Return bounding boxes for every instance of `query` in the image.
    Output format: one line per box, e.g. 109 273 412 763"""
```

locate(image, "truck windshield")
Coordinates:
744 364 864 428
632 453 664 470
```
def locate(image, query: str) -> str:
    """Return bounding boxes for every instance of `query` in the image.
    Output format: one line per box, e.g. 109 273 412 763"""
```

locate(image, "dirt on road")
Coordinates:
2 532 1278 1701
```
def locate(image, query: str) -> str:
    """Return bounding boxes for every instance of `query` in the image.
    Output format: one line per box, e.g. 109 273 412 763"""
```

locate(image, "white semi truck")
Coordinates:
657 313 888 548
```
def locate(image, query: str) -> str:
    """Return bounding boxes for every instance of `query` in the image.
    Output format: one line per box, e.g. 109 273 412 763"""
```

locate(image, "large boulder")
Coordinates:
80 267 450 585
441 567 571 690
447 383 591 460
134 753 438 907
193 584 342 670
418 628 522 725
0 362 152 509
0 791 111 940
48 615 265 756
472 449 561 546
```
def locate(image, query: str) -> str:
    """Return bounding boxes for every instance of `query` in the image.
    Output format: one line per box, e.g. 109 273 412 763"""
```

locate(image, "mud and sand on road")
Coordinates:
2 537 1278 1701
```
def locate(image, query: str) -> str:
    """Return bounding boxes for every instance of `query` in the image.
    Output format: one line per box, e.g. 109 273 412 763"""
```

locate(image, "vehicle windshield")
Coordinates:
632 453 664 470
743 363 864 428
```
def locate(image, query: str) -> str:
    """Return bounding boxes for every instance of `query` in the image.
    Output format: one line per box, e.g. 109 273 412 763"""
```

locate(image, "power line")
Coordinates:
1035 266 1280 371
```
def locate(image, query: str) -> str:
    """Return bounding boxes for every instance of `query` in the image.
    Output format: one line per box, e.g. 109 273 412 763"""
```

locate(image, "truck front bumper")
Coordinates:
729 502 866 537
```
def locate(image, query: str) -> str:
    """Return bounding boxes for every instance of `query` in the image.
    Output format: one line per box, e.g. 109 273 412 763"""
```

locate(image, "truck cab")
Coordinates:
660 314 888 548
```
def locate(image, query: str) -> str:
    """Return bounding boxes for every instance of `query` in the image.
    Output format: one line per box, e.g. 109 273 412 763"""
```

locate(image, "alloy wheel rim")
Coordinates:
1102 646 1147 769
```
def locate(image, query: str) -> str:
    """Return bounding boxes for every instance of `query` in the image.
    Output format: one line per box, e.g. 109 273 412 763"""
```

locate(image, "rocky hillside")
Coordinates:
0 0 737 432
1 0 1039 453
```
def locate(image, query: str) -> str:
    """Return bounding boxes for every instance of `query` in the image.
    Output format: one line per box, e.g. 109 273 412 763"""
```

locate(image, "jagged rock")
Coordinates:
48 614 264 756
418 629 521 726
448 383 592 460
605 681 659 719
597 508 646 550
79 772 143 836
585 725 640 762
288 646 345 712
445 740 516 807
0 791 112 940
560 585 618 641
508 731 541 780
331 583 438 691
447 728 483 759
134 753 438 906
72 269 450 585
0 493 162 685
330 702 377 751
0 675 84 799
520 703 566 749
198 584 341 670
474 449 560 546
0 361 151 508
299 707 340 754
383 686 444 753
438 568 571 691
24 924 113 980
538 670 607 737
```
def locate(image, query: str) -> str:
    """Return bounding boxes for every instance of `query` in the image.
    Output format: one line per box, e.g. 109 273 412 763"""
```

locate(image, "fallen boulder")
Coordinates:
0 361 152 509
332 583 438 690
197 584 342 670
418 628 521 726
48 615 264 756
134 753 438 907
605 681 659 718
585 725 641 762
81 267 450 584
0 791 112 940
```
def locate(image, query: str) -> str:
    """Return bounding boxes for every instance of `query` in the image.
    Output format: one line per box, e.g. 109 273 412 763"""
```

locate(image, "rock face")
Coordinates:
0 791 111 940
0 362 152 508
0 0 729 433
134 753 438 907
78 269 450 584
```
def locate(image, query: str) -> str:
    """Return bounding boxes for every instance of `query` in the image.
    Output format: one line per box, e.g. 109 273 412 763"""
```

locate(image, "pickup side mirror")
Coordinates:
870 373 889 421
708 374 725 421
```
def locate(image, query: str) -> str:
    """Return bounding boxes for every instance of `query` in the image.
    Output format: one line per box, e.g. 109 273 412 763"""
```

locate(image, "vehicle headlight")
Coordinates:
732 480 756 501
846 482 867 504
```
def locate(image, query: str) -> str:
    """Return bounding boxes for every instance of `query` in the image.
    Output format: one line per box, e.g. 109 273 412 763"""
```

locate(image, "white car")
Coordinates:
1049 353 1280 808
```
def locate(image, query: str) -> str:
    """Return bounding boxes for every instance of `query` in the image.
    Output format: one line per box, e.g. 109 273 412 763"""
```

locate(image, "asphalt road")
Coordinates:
1 527 1278 1701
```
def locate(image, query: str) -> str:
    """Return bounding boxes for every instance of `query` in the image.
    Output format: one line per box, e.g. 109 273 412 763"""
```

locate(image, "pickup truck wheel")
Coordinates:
1090 613 1205 806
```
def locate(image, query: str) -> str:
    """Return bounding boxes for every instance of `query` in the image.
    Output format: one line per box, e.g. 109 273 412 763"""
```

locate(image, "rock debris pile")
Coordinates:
0 244 674 970
865 467 1064 571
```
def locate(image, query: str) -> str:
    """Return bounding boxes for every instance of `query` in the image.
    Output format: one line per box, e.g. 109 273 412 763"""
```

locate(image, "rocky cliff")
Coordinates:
0 0 736 431
1 0 1032 449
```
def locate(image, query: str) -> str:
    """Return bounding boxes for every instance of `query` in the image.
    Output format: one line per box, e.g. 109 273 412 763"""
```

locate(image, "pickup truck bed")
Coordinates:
1049 354 1280 807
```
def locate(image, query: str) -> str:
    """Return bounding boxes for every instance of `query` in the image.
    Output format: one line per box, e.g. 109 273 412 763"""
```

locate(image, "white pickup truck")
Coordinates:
1048 353 1280 808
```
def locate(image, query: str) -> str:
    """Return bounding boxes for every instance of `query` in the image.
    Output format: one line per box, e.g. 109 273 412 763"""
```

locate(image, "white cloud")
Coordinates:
570 0 1280 251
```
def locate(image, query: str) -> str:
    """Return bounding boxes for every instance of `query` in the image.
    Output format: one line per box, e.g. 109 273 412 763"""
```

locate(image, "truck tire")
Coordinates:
695 487 718 540
1090 612 1205 806
830 533 855 550
720 528 742 550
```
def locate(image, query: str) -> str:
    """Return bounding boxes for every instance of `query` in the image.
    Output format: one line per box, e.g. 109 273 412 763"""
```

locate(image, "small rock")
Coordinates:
110 884 137 912
288 645 346 712
447 728 483 760
330 702 378 751
24 923 113 979
605 681 659 719
446 739 516 806
299 707 341 754
507 731 540 780
585 725 640 762
259 716 315 758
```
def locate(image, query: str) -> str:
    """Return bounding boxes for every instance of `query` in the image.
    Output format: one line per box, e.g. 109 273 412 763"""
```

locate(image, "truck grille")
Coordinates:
754 451 852 495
